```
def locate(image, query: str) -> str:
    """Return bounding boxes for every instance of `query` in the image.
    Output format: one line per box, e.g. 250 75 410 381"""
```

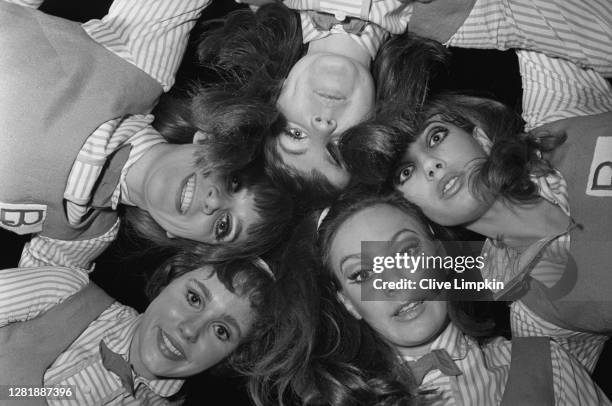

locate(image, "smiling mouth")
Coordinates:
177 174 195 214
392 300 425 320
158 329 185 361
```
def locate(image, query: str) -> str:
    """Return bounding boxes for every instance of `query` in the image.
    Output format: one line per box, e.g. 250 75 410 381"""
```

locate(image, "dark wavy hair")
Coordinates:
339 32 451 188
195 3 345 206
263 194 423 406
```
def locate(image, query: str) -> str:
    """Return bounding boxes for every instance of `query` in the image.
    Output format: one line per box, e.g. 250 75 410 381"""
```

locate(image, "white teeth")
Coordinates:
443 177 457 194
180 175 195 214
397 301 423 315
162 332 182 357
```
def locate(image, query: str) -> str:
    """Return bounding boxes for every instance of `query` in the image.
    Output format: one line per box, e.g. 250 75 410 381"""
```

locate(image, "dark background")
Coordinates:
1 0 609 404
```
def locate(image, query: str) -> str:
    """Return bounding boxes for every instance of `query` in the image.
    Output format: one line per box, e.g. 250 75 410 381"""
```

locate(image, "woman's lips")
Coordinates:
314 90 347 106
158 329 186 361
177 173 195 214
392 300 426 321
438 173 463 199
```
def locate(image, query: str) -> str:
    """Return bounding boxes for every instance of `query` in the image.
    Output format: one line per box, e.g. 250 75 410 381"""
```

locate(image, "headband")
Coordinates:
252 257 275 281
316 207 331 231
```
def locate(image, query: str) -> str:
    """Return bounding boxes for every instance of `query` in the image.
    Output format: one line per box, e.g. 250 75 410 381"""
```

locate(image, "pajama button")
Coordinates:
334 11 346 21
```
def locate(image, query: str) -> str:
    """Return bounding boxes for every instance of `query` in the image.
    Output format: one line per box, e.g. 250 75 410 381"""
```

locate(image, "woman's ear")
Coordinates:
192 130 209 144
166 231 176 239
336 292 362 320
472 127 492 154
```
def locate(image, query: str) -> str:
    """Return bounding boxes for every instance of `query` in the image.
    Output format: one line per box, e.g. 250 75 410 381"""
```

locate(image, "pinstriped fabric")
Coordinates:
288 0 412 58
82 0 211 91
0 267 184 405
4 0 43 7
0 267 89 326
45 304 183 406
116 128 167 207
447 0 612 77
518 50 612 131
16 1 208 271
64 115 164 225
403 323 611 405
511 301 608 373
18 219 120 272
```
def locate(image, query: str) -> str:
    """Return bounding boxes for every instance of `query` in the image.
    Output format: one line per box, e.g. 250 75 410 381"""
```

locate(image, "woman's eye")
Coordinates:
428 127 448 147
213 324 231 341
186 290 202 308
348 268 373 283
395 165 414 185
214 213 232 241
286 127 307 140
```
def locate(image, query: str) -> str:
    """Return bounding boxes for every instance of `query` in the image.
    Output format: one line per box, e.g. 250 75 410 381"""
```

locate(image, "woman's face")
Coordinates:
131 266 255 379
136 144 258 244
275 52 375 189
394 121 492 226
328 204 448 350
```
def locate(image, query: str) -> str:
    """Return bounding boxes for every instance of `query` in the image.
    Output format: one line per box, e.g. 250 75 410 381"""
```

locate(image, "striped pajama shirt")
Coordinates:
8 0 210 271
447 0 612 78
404 322 610 405
0 266 183 405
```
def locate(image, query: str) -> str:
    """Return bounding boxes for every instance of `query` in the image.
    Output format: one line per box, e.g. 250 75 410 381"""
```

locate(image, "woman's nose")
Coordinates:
178 317 202 343
426 161 444 179
203 185 221 215
382 269 404 298
311 115 337 135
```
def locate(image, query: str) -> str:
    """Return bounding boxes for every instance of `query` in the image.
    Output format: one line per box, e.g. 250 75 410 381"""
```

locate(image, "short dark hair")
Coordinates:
264 136 343 211
339 32 451 190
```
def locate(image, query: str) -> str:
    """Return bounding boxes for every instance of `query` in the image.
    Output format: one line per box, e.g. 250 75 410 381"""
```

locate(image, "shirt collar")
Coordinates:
426 322 470 361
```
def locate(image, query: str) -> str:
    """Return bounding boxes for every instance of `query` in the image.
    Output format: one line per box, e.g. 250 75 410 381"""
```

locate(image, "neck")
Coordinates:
395 318 451 359
124 143 169 210
397 341 433 359
307 33 371 68
466 198 569 247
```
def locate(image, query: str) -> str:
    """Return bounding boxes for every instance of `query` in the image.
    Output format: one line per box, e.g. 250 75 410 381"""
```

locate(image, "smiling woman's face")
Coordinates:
275 52 375 189
328 204 448 349
130 266 254 379
135 144 259 244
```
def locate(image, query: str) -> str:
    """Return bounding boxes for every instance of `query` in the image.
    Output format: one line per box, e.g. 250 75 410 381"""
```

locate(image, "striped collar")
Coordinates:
103 312 184 398
403 322 470 362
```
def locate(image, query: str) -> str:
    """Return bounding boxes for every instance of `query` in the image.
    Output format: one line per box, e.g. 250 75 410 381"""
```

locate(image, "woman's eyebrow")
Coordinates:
194 279 212 302
339 253 361 273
